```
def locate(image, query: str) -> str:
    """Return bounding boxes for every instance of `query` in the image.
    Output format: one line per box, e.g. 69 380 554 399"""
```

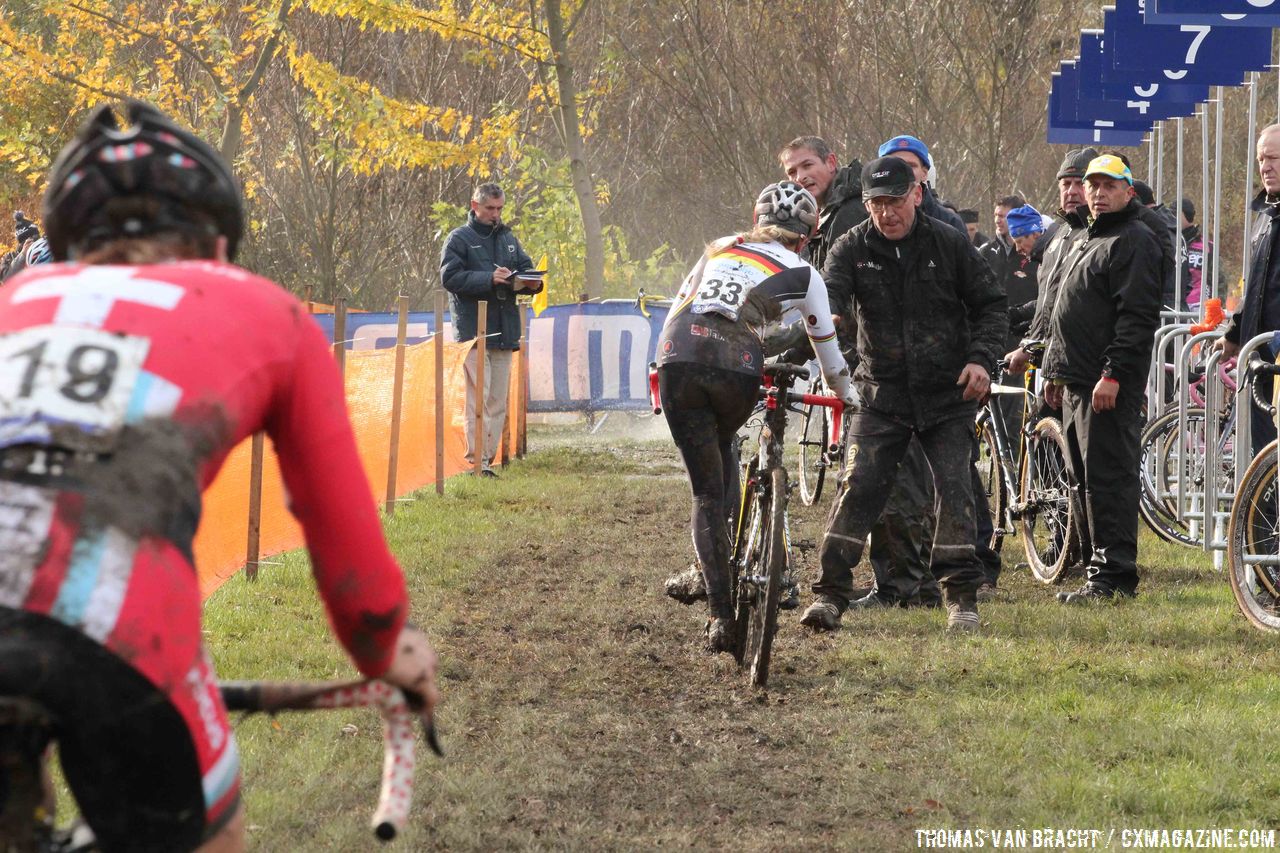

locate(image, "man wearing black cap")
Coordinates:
1043 155 1161 604
801 156 1007 633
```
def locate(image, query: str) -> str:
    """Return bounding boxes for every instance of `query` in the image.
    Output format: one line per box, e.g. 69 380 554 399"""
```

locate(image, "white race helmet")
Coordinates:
754 181 818 237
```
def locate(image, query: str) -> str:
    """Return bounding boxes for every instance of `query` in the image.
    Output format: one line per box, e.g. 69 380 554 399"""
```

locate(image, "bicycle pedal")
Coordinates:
792 539 816 553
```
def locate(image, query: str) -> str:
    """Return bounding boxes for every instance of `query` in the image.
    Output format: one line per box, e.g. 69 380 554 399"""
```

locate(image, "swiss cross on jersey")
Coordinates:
0 267 185 452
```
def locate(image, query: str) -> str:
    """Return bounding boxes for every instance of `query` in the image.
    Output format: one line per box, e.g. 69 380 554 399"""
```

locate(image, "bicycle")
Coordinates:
972 345 1079 583
1227 356 1280 633
1137 358 1237 548
1 678 440 851
795 368 850 507
649 362 843 686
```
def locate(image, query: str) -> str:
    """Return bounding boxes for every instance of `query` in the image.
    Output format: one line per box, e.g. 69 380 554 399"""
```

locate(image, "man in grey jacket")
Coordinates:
440 182 538 476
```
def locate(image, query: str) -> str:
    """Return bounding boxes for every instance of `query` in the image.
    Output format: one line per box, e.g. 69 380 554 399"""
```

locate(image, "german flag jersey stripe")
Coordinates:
713 245 785 276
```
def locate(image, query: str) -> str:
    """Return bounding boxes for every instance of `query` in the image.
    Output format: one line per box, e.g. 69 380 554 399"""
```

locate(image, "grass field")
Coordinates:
70 421 1280 850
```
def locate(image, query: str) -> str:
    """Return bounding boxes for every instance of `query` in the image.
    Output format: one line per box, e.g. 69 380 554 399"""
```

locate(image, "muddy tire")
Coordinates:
975 414 1006 554
1020 416 1077 584
742 467 787 687
797 404 827 507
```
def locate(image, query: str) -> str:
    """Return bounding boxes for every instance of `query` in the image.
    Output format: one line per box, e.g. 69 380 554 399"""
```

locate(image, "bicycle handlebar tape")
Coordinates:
649 363 662 415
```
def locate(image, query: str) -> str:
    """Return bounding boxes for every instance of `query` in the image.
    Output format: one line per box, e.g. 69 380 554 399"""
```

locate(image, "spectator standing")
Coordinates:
960 208 989 248
1125 175 1177 309
1178 198 1211 312
1042 156 1162 603
1221 123 1280 455
800 157 1007 633
440 182 539 477
2 211 41 282
878 135 968 235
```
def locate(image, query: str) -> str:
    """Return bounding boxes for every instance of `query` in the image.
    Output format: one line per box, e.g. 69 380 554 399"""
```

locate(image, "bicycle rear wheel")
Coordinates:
1020 416 1077 583
975 415 1006 553
740 467 787 687
797 403 827 507
1227 440 1280 633
1138 408 1205 547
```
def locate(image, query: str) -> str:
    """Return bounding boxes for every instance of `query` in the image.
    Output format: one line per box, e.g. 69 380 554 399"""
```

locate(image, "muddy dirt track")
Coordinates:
413 427 983 852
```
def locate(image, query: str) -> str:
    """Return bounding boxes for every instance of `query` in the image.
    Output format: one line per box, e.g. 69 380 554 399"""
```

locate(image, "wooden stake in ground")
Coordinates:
474 300 487 478
385 295 408 514
435 290 445 496
245 431 265 582
333 296 347 378
518 304 529 459
303 284 314 314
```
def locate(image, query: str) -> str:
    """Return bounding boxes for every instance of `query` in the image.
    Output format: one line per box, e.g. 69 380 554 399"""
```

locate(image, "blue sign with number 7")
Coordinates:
1146 0 1280 27
1108 0 1270 78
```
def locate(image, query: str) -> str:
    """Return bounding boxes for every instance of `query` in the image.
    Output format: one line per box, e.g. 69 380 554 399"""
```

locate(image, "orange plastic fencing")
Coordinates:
193 338 491 598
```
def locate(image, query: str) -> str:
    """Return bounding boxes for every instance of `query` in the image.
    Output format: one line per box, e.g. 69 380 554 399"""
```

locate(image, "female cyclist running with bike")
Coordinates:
656 181 854 654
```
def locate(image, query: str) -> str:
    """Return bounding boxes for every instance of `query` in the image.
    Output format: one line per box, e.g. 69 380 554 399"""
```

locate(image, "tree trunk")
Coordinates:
545 0 605 301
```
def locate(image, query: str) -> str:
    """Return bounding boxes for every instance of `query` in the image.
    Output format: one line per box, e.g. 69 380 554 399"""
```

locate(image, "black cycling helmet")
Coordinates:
753 181 818 237
42 100 244 261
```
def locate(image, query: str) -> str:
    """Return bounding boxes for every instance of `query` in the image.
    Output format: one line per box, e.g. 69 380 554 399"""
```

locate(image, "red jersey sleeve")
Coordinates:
266 311 408 677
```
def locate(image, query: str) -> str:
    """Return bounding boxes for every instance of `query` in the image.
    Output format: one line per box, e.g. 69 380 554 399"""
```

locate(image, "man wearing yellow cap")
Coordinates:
1040 154 1161 603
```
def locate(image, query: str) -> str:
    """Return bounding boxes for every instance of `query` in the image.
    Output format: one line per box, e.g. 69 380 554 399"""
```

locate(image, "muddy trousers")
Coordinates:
864 436 1002 601
657 363 760 620
1060 384 1143 595
815 410 984 607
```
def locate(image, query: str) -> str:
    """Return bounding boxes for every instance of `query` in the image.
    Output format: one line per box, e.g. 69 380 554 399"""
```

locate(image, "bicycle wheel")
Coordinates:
1019 416 1076 584
1137 408 1205 548
975 415 1006 553
731 460 763 664
797 403 828 507
740 466 786 687
1227 440 1280 633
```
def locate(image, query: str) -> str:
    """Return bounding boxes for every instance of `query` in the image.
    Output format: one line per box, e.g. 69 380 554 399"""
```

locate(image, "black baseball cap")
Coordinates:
861 156 916 200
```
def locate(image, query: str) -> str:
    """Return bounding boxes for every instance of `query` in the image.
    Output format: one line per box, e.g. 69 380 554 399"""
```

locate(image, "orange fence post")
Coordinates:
245 431 265 581
435 290 446 496
333 297 347 377
473 301 487 477
385 295 409 514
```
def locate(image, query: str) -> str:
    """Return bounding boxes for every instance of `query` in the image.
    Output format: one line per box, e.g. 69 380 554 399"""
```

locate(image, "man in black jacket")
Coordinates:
1220 123 1280 455
1042 156 1162 602
801 157 1007 633
440 182 538 476
780 136 943 609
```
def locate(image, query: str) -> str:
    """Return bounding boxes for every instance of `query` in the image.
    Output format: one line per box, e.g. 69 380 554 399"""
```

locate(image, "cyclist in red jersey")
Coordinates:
0 101 440 852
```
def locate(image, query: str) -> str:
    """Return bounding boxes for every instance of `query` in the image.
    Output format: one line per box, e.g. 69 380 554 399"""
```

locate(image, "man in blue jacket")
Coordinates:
440 182 538 476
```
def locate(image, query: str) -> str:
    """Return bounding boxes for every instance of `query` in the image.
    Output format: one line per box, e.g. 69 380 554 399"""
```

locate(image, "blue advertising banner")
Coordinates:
1047 73 1150 146
1079 32 1210 109
1070 51 1201 123
1146 0 1280 27
1108 0 1271 77
312 301 671 412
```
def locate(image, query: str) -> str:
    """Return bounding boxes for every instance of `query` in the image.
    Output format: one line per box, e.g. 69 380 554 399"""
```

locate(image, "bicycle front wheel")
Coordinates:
742 466 787 687
797 403 827 507
975 415 1007 553
1227 440 1280 633
1020 416 1077 584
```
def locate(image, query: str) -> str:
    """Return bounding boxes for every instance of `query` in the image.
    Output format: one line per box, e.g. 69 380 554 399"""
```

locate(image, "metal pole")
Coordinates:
1155 122 1165 204
1213 86 1225 307
1245 73 1259 290
434 290 446 496
1175 117 1185 311
1201 106 1210 308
